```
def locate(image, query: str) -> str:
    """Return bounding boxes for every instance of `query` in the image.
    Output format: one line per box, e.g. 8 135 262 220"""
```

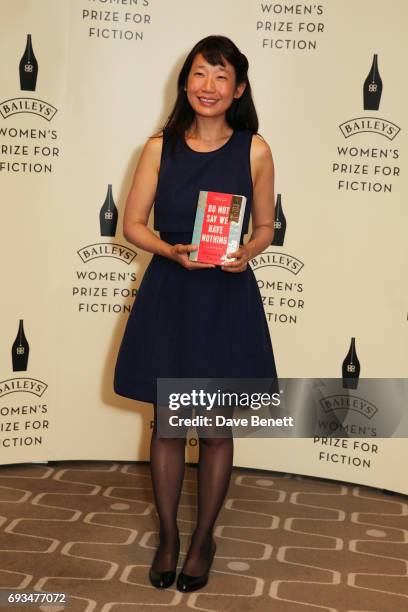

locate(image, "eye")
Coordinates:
217 75 227 80
194 71 204 76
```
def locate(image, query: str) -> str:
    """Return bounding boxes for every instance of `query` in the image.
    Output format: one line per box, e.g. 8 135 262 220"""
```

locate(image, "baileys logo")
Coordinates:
0 34 57 121
339 118 400 141
338 53 400 140
251 193 302 274
319 395 377 419
0 319 48 397
250 193 305 325
73 184 139 315
77 184 137 265
250 251 304 275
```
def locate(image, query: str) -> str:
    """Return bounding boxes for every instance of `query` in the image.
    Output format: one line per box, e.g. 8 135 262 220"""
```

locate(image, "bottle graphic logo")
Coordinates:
99 184 118 236
11 319 30 371
77 183 135 263
339 53 400 141
1 33 58 121
271 193 286 246
342 337 360 390
363 53 382 111
19 34 38 91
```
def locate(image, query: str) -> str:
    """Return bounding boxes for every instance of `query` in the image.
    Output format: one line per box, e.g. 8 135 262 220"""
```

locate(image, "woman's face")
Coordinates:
185 52 246 120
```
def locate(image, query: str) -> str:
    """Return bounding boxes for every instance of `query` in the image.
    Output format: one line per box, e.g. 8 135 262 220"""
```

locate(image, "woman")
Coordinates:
114 35 278 592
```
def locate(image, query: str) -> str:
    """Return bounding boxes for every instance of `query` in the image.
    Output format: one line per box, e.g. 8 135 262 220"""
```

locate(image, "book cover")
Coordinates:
189 191 247 265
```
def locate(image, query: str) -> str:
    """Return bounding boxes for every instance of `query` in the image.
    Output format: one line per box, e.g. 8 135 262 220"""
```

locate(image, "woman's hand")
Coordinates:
221 245 251 272
168 244 216 270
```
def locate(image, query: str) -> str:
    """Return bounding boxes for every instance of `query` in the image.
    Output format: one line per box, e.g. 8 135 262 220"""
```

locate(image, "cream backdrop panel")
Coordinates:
0 0 70 462
1 1 407 494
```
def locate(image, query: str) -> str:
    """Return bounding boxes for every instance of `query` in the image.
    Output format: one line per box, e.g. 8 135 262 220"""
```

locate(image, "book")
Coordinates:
189 191 247 265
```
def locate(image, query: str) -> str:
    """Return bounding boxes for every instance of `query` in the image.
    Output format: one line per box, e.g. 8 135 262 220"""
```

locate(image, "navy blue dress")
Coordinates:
113 128 278 404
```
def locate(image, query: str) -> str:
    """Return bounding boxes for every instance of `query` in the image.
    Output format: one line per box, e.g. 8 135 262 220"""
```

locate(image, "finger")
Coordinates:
222 265 246 273
225 250 241 258
178 252 215 266
175 244 196 253
225 254 243 261
222 258 244 267
186 259 216 268
180 256 215 267
223 257 247 267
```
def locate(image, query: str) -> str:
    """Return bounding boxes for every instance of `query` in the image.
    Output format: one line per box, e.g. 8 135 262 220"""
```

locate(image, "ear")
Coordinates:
234 81 246 99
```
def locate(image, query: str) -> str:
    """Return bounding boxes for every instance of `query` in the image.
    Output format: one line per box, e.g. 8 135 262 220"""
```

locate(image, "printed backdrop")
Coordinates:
1 1 407 494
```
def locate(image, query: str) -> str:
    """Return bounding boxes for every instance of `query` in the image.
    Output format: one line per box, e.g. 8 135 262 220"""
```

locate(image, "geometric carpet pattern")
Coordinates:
0 461 407 611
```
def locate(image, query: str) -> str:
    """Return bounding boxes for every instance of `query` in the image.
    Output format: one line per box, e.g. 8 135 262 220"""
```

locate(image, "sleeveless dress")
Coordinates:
113 128 278 404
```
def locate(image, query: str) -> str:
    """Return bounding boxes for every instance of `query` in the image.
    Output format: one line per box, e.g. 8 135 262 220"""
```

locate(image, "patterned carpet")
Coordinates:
0 461 407 612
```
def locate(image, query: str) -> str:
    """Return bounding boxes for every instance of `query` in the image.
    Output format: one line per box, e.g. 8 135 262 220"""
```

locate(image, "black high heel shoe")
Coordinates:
149 537 180 589
176 539 217 593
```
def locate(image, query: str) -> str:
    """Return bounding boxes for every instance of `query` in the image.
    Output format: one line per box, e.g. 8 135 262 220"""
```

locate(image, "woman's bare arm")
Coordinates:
123 135 215 269
123 135 172 258
246 134 275 258
221 134 275 272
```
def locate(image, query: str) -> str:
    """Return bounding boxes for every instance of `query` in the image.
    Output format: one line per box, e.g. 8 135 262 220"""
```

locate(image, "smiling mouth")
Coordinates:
198 97 218 105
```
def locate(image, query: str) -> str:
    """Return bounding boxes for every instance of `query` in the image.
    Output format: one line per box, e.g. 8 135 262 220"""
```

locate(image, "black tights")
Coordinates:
149 403 234 575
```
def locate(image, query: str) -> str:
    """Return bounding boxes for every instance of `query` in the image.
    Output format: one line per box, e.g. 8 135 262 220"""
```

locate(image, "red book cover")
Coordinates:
189 191 247 265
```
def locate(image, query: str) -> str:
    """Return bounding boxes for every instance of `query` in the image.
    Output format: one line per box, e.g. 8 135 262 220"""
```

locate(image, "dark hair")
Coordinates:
156 35 259 154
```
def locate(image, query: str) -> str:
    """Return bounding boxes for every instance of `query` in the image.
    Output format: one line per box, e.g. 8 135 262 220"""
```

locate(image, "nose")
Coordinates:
202 74 216 92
